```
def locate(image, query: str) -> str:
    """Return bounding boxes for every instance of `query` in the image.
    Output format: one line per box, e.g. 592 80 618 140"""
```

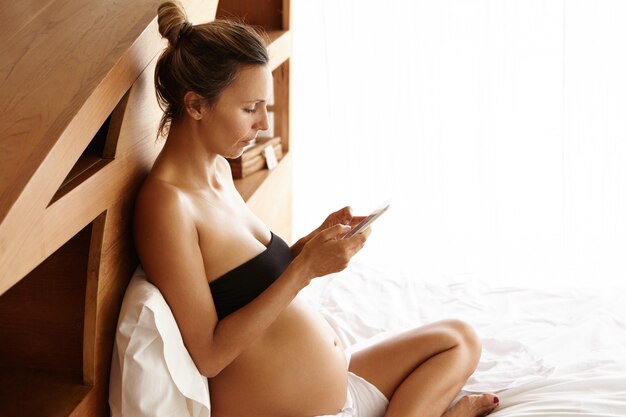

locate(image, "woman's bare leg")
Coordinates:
348 319 499 417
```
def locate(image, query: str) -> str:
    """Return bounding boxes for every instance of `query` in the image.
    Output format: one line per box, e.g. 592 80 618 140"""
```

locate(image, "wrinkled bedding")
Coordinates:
299 262 626 416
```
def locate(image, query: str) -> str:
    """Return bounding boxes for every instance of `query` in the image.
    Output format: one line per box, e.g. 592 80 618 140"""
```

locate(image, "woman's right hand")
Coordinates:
295 223 370 281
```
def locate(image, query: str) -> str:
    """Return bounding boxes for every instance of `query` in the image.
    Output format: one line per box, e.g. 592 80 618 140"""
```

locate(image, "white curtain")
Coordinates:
290 0 626 290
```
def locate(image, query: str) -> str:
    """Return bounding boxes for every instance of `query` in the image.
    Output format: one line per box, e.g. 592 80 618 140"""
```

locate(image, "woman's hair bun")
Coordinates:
157 1 191 47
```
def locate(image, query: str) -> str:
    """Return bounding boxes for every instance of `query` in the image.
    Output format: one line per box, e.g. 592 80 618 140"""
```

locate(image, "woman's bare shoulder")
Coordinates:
137 175 187 204
133 175 200 251
135 177 190 222
134 173 228 253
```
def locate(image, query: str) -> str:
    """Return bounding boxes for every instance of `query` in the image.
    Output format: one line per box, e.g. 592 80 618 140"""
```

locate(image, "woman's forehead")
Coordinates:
227 65 272 100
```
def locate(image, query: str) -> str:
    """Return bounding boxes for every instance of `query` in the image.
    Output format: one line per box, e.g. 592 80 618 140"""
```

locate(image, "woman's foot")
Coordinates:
442 394 499 417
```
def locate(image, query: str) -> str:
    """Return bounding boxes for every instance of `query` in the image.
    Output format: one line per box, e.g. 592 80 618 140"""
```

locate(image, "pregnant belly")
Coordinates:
209 298 348 417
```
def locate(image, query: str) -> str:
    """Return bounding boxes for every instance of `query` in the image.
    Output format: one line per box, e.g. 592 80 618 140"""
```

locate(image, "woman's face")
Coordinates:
202 65 272 159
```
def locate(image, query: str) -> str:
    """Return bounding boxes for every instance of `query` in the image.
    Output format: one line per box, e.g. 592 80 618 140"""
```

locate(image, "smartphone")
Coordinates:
342 201 390 239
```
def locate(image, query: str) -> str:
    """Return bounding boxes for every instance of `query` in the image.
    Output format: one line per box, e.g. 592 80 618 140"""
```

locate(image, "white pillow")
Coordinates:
109 267 211 417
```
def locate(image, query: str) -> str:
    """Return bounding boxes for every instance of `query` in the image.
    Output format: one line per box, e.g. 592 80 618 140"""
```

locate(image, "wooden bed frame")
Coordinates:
0 0 291 415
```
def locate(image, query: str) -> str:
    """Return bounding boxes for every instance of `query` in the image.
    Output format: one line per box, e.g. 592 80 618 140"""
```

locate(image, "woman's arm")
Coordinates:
134 183 368 377
206 223 367 374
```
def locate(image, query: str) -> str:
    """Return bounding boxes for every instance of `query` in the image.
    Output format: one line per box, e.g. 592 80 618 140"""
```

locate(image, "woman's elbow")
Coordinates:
195 354 229 378
200 366 220 379
196 359 222 378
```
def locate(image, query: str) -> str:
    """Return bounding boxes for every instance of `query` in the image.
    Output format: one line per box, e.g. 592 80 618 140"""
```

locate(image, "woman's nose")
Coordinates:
256 107 270 131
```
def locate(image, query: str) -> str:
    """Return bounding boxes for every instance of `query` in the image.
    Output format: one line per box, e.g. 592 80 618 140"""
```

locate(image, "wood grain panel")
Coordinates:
0 0 57 51
0 13 162 294
267 30 292 71
74 197 139 417
0 0 161 223
0 0 218 295
216 0 284 29
83 212 108 386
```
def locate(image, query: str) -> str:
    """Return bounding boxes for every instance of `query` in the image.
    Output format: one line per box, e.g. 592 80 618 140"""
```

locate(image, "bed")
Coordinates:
111 259 626 416
301 261 626 416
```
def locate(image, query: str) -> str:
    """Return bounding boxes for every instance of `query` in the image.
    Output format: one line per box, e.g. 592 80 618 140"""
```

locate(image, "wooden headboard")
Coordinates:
0 0 291 415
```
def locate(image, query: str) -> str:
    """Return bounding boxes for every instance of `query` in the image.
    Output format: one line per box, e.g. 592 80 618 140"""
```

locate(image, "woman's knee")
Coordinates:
440 319 482 364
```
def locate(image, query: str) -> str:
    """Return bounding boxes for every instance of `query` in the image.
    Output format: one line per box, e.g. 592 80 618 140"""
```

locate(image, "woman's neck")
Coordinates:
154 120 224 191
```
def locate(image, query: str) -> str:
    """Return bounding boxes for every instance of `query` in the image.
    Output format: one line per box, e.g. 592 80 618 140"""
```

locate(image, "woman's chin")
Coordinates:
230 149 245 159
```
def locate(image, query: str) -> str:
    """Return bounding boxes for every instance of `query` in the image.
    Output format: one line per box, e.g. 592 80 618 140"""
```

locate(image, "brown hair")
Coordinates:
155 1 269 138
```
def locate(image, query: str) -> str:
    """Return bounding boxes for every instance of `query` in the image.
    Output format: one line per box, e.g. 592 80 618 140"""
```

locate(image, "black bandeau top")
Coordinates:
209 232 293 320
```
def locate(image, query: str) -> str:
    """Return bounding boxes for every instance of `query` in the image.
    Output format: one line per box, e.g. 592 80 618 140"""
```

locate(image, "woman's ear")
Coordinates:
183 91 205 120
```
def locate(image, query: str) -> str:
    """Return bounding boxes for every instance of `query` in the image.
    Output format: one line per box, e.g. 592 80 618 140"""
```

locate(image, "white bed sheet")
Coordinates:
299 262 626 416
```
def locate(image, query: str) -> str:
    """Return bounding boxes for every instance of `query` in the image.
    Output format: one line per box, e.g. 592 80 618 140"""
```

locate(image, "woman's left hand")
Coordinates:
290 206 366 257
318 206 366 231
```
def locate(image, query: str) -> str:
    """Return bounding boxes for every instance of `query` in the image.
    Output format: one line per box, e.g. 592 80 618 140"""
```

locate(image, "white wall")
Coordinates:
291 1 626 290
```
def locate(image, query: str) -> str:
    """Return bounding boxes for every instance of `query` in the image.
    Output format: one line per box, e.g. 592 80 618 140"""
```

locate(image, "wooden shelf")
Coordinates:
0 216 104 415
267 29 292 71
216 0 288 30
0 368 91 417
0 222 92 371
234 151 288 201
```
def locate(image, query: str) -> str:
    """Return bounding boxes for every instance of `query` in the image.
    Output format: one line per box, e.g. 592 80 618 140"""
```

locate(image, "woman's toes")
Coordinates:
444 393 499 417
466 393 499 416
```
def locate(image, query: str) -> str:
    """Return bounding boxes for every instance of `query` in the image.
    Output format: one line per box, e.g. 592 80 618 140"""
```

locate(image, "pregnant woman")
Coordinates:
134 2 500 417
